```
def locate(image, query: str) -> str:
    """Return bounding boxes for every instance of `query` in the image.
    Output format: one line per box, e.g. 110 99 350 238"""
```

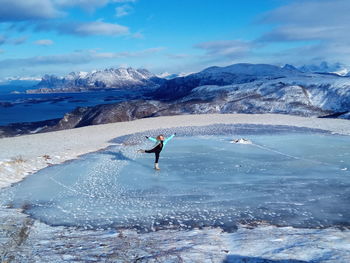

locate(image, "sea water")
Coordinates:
0 89 138 125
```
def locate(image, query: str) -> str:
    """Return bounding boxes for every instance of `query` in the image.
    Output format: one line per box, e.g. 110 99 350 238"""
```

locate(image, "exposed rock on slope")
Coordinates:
49 100 164 130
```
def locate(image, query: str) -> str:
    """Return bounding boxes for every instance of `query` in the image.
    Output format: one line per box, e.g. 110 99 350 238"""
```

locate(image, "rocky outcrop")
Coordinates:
0 119 60 138
48 100 165 130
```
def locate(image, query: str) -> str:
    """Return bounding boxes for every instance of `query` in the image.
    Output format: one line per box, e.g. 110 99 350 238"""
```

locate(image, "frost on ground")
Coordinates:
0 206 227 263
224 225 350 263
1 205 349 263
0 154 67 189
1 120 350 262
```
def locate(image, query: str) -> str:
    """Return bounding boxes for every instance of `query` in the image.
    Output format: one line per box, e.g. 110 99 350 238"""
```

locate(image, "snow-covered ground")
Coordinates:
1 205 349 263
1 114 350 262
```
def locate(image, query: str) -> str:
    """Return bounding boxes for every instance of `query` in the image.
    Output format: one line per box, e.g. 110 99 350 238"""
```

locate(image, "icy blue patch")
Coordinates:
1 125 349 232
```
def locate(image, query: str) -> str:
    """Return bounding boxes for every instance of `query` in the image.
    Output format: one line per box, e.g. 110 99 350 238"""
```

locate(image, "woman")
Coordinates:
138 133 176 170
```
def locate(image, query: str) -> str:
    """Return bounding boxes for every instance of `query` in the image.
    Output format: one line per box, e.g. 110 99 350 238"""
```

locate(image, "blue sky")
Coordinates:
0 0 349 79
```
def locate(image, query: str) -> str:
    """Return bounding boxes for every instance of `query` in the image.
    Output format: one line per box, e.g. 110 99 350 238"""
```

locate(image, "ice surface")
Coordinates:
1 125 349 233
1 124 350 262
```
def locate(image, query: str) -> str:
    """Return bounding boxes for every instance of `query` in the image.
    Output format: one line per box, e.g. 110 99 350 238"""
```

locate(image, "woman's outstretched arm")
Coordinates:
164 133 176 144
145 136 157 142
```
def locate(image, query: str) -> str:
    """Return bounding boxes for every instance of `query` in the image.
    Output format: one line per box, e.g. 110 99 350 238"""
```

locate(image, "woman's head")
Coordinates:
157 134 165 141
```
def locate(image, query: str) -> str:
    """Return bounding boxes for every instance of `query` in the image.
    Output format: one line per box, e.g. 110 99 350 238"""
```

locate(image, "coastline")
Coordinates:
1 113 350 189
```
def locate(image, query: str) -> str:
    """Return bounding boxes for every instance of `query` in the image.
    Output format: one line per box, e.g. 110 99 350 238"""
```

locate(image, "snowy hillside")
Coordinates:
152 63 303 100
298 61 350 76
29 73 348 133
184 76 350 118
200 63 301 77
27 68 162 93
151 63 350 118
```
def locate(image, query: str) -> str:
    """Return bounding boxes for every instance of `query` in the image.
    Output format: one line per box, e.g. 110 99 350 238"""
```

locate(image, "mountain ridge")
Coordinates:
26 67 163 94
151 63 349 101
2 62 348 137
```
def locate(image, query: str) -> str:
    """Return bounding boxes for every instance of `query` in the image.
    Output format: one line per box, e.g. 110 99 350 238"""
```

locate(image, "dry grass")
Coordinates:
8 155 26 164
42 154 51 161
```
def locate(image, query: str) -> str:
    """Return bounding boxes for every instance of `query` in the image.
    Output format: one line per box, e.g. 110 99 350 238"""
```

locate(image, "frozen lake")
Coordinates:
2 125 349 233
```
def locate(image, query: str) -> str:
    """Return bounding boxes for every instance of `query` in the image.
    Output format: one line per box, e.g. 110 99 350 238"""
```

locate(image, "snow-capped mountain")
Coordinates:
152 63 303 100
33 63 350 132
156 72 178 79
200 63 301 77
157 72 194 80
298 61 350 76
150 63 350 118
27 67 162 93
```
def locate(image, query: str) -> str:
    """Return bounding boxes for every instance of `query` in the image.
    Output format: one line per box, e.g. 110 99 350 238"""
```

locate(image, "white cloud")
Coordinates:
58 21 129 36
0 0 137 20
35 39 54 46
195 40 254 58
262 0 350 27
131 32 144 39
1 0 139 38
0 35 27 45
54 0 109 12
257 0 350 64
260 0 350 43
0 0 61 21
112 0 136 3
53 0 138 12
11 36 27 45
0 35 6 45
116 4 133 17
166 53 190 60
0 47 164 68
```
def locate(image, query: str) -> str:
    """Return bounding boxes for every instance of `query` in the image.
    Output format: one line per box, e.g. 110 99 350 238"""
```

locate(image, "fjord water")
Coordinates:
2 127 350 232
0 89 136 125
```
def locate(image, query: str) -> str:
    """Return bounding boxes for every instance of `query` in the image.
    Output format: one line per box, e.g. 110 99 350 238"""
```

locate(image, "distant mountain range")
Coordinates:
1 62 349 137
63 63 348 128
23 62 350 94
26 68 164 94
21 62 350 94
297 61 350 76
